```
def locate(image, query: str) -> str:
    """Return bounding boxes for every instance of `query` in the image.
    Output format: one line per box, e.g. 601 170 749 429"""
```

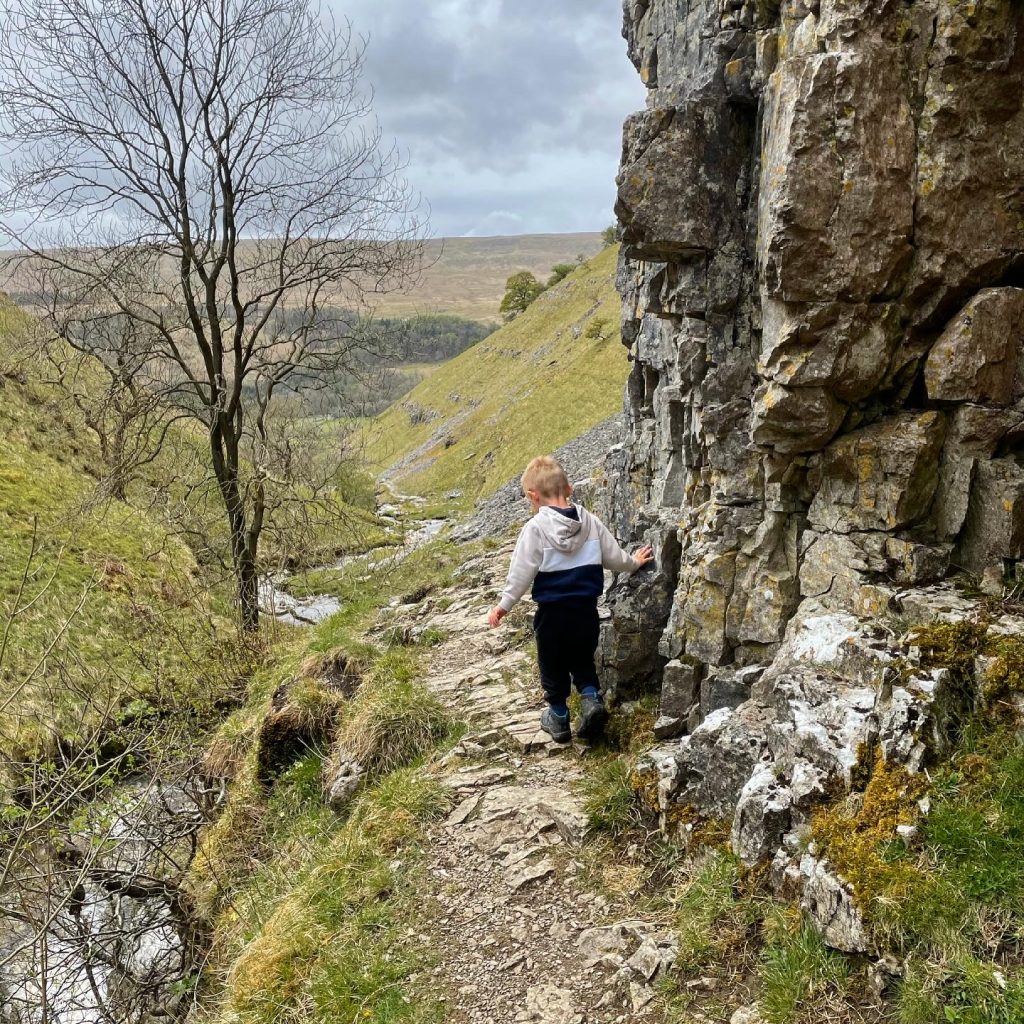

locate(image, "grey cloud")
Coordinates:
332 0 642 236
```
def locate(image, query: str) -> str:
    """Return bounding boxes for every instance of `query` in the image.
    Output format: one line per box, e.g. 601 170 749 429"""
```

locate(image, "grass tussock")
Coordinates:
757 909 851 1023
332 663 454 777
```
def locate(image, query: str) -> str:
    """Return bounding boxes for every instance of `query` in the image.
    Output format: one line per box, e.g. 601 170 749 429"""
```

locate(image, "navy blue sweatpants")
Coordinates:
533 599 600 706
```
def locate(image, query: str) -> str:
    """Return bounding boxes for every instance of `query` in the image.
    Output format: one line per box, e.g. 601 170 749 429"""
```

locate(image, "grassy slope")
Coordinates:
365 244 628 501
0 297 238 759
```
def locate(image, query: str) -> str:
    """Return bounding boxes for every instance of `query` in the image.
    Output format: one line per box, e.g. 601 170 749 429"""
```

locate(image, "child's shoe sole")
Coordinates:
540 708 571 743
575 698 608 740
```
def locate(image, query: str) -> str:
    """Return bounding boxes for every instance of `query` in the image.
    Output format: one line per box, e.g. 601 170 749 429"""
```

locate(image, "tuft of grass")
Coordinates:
898 956 1024 1024
756 908 850 1023
673 849 763 974
581 755 646 840
331 662 454 777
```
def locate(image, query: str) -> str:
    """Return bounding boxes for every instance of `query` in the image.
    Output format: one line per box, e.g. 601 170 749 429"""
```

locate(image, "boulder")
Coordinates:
322 755 364 811
617 101 753 259
956 458 1024 574
731 764 793 866
671 704 773 820
654 658 702 739
807 411 946 534
925 288 1024 405
800 853 871 954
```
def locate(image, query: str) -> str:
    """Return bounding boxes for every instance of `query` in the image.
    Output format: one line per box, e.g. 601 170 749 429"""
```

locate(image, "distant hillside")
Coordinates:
374 232 606 321
365 244 628 500
0 233 605 325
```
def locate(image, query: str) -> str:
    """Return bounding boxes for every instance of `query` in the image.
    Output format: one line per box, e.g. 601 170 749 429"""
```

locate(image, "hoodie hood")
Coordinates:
534 504 590 552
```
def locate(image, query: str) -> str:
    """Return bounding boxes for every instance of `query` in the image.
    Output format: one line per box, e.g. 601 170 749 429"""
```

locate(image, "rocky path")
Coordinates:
375 543 678 1024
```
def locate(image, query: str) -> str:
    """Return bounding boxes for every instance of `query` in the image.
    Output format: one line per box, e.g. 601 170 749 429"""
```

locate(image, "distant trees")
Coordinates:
601 224 621 246
382 314 492 363
0 0 424 630
499 271 545 322
500 252 603 321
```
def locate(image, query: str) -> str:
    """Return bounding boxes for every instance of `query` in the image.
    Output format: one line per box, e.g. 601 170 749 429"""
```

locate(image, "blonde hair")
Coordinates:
521 456 571 499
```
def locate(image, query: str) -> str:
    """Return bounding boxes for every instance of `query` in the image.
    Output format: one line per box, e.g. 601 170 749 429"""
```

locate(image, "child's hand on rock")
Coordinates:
487 606 507 628
633 545 655 568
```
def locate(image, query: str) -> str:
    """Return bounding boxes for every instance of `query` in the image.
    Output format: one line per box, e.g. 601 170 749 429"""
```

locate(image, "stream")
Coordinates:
0 776 212 1024
0 504 449 1023
259 515 449 627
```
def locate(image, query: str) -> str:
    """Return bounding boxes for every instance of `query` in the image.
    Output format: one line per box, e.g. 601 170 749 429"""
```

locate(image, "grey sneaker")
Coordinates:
575 695 608 740
540 707 571 743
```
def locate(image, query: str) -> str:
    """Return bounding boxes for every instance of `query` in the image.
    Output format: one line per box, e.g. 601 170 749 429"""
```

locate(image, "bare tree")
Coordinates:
30 295 181 503
0 0 424 629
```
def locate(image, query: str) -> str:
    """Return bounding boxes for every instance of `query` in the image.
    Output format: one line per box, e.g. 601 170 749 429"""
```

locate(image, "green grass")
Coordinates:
209 759 451 1024
674 850 757 973
884 722 1024 1022
757 911 851 1023
0 296 246 763
581 756 641 840
363 245 628 500
190 534 474 1022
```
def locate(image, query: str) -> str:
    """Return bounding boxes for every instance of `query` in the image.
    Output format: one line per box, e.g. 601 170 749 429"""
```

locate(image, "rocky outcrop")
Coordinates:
604 0 1024 946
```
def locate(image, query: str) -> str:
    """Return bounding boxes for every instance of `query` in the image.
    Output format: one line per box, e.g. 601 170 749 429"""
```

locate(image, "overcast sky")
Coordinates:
334 0 645 238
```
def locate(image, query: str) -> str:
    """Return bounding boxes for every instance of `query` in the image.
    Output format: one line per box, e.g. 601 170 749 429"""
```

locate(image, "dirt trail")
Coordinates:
374 542 676 1024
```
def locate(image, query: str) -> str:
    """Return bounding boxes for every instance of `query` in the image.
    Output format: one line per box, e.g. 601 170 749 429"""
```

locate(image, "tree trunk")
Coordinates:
236 541 260 633
225 499 260 633
212 430 261 633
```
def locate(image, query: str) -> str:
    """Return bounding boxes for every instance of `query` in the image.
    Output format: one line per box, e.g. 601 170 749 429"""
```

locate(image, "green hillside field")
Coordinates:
364 244 628 501
0 297 249 768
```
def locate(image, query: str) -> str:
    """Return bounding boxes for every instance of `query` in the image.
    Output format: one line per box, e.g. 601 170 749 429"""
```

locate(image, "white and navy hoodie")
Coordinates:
497 504 641 612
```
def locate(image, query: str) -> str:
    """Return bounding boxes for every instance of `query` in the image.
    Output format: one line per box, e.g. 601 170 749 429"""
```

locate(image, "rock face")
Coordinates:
604 0 1024 946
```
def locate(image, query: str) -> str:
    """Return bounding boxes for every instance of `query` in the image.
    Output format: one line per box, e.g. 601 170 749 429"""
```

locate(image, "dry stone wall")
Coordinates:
601 0 1024 947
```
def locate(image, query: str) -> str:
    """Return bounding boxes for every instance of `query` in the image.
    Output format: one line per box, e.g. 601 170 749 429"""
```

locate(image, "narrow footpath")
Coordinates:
372 542 678 1024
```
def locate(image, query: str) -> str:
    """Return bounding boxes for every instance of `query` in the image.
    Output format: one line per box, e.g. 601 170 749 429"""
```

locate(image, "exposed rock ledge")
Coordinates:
600 0 1024 948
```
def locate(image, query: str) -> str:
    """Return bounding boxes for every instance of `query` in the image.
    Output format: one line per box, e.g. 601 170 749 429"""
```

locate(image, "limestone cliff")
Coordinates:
603 0 1024 949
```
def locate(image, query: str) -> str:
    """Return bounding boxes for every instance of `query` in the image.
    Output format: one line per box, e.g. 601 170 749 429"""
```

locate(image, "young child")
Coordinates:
487 456 654 742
